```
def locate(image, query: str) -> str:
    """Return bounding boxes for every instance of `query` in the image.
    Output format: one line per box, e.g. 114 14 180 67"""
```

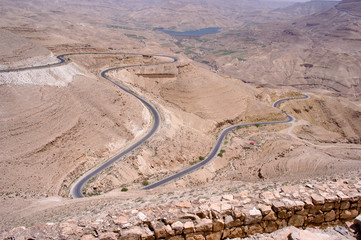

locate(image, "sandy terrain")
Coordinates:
0 73 150 197
0 0 360 234
176 93 361 188
0 29 56 69
0 32 153 198
174 1 361 100
82 59 288 195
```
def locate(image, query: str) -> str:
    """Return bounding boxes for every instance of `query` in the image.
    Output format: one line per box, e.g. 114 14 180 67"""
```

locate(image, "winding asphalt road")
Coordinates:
2 52 309 197
143 94 309 190
0 52 177 198
66 53 177 198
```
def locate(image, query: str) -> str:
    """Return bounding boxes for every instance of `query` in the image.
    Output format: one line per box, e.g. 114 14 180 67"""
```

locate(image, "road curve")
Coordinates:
142 94 309 190
2 53 309 196
68 53 177 198
0 52 177 198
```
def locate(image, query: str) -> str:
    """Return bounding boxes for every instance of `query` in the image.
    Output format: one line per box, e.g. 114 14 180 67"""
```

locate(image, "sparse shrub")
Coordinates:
199 156 205 161
121 187 128 192
218 149 226 157
255 124 261 128
124 33 146 40
142 180 149 186
190 161 198 165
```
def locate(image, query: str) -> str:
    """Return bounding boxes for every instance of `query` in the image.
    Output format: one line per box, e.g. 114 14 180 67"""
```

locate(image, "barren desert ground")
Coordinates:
1 0 361 239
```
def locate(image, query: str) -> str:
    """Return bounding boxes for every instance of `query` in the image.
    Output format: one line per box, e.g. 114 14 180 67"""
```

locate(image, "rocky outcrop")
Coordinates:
2 179 361 239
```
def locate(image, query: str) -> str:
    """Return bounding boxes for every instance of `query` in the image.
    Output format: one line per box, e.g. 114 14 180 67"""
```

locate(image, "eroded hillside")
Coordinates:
0 0 360 238
180 0 361 99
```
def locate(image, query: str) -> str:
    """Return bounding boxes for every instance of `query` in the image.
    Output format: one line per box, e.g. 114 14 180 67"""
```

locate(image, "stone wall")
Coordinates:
2 180 361 240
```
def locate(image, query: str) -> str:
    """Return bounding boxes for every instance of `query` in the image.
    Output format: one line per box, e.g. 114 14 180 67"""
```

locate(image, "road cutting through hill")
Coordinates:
143 94 309 190
1 52 177 198
2 52 310 198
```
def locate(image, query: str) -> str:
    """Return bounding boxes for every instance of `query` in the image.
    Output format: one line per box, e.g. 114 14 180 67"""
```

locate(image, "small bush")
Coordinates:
255 124 261 128
199 156 205 161
218 153 223 157
121 187 128 192
142 180 149 186
124 33 146 40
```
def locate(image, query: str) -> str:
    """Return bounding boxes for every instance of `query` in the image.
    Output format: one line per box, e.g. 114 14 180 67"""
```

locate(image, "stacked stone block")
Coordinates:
2 180 361 240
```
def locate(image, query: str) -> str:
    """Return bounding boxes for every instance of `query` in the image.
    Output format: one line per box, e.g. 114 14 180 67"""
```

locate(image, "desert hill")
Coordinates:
272 0 340 17
81 61 286 196
336 0 361 16
0 33 151 198
191 0 361 99
0 29 84 86
0 0 361 238
113 0 311 31
127 3 230 30
0 29 55 69
0 26 288 199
